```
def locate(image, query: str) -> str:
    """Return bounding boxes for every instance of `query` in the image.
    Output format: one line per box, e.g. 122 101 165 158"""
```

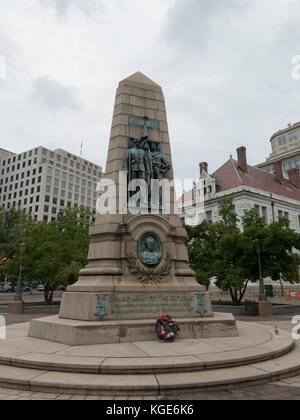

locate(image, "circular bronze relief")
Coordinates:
138 233 163 268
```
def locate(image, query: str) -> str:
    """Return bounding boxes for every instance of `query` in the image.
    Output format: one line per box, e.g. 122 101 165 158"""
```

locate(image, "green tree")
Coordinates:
186 198 300 305
241 210 300 283
186 222 217 290
0 207 36 259
212 199 249 305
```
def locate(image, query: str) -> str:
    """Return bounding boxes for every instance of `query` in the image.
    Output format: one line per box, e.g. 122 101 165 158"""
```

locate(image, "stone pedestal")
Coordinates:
258 300 273 317
8 301 23 315
59 214 213 322
29 313 238 346
29 72 237 345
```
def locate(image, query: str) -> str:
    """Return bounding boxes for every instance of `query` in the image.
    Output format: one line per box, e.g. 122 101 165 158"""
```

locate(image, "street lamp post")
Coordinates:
14 243 26 302
255 241 266 301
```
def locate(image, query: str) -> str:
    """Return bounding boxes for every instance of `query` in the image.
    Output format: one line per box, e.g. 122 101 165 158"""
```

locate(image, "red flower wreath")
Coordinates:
155 315 180 342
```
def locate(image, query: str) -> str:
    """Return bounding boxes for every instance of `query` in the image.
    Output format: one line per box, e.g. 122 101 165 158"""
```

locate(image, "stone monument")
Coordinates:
29 72 237 345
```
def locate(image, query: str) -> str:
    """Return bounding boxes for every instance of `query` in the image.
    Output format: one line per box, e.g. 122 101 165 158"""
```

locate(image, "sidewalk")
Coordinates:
0 317 299 400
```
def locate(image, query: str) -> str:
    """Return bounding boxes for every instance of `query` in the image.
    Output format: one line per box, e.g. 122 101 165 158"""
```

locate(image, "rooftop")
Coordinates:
214 159 300 201
270 121 300 142
179 148 300 204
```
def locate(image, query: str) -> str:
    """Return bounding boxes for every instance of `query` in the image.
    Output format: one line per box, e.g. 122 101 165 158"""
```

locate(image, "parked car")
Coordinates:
0 282 15 293
23 285 32 293
36 284 45 292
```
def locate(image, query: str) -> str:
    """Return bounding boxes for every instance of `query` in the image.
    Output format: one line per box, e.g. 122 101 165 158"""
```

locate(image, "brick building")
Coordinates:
179 147 300 231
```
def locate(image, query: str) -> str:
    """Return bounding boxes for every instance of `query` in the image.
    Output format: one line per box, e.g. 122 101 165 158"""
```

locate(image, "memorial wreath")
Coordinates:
155 315 180 342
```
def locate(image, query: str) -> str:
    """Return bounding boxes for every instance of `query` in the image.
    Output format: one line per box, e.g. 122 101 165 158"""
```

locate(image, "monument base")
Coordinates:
258 300 273 317
58 289 213 322
29 313 238 346
8 301 23 315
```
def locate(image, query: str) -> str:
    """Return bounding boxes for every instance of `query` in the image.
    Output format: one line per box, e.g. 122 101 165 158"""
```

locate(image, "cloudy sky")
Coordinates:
1 0 300 180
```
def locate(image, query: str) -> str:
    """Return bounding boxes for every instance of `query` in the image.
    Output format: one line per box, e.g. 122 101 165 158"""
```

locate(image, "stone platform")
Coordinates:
0 322 299 396
29 313 237 346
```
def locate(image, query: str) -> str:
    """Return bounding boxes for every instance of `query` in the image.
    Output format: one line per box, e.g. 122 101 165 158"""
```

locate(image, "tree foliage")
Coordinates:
1 206 94 303
187 198 300 305
0 207 36 259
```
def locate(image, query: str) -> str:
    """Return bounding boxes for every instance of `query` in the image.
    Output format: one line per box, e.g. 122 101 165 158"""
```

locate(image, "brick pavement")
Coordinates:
1 378 300 400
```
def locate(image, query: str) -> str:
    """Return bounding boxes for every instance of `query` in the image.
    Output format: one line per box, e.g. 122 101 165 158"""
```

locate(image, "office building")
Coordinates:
0 146 103 222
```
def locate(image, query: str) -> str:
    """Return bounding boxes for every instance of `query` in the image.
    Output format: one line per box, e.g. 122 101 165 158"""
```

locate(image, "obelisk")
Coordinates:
58 71 212 318
29 73 238 345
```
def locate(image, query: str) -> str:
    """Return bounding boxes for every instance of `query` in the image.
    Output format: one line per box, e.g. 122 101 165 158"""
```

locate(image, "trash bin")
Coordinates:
265 285 274 298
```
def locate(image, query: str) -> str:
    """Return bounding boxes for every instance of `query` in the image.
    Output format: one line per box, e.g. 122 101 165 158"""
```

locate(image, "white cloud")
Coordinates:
31 76 84 111
0 0 300 181
39 0 104 18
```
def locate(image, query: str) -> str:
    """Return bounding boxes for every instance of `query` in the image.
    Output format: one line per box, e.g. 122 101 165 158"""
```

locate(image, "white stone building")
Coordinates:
178 147 300 232
0 146 103 222
256 121 300 178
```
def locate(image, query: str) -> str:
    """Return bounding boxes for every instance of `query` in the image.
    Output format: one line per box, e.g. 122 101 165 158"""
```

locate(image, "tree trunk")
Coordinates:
280 276 284 297
238 280 250 305
228 286 236 304
228 286 239 305
44 285 55 304
44 287 48 303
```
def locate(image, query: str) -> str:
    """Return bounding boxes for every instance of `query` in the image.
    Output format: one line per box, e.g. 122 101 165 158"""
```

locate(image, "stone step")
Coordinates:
0 322 293 375
0 341 299 396
28 313 238 346
7 336 294 374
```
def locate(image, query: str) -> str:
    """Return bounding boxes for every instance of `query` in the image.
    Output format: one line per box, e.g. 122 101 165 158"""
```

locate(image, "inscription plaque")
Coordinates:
108 293 198 319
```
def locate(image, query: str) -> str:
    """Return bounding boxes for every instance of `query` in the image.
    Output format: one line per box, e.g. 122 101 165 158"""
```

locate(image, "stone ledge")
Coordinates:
0 340 298 396
6 322 293 375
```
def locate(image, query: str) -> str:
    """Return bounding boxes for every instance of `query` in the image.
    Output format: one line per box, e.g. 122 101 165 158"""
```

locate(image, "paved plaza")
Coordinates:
0 314 299 400
0 361 300 401
1 294 299 401
0 377 300 400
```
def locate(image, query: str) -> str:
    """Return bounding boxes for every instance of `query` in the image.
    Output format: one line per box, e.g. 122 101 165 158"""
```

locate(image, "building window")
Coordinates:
206 211 213 224
289 132 297 142
262 207 268 225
